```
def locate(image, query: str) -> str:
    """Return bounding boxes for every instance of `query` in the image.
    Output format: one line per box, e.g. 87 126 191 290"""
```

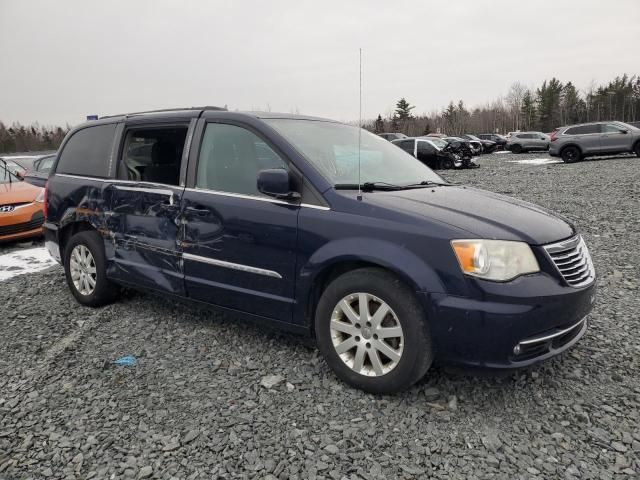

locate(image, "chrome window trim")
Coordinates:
184 187 330 210
55 174 331 210
182 252 282 279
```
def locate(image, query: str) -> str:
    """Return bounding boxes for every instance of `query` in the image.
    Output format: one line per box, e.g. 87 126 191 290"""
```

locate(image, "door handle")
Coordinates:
185 205 210 216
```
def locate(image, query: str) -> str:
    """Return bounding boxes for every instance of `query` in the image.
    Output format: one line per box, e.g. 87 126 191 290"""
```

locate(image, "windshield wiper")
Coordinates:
335 182 405 191
403 180 449 188
335 180 448 192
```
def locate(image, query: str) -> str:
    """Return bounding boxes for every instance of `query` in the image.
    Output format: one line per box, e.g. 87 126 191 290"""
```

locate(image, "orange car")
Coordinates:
0 161 45 242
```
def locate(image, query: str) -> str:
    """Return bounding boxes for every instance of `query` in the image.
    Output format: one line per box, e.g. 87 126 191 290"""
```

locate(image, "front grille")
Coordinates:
543 235 595 287
0 211 44 236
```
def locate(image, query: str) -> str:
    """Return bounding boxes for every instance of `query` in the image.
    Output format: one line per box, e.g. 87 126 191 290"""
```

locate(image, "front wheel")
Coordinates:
64 230 119 307
634 142 640 157
511 144 523 154
315 268 433 394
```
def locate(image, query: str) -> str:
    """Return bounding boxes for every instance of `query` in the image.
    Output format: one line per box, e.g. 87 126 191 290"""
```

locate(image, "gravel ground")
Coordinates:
0 152 639 479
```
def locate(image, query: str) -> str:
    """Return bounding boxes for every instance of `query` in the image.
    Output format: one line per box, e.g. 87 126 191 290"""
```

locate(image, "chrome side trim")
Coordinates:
182 252 282 279
517 317 586 347
112 185 175 203
184 187 291 205
300 203 330 211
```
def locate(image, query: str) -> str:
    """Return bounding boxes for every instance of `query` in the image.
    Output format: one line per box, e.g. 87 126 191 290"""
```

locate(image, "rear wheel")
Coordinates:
64 230 119 307
511 144 523 154
442 157 454 169
561 146 581 163
315 268 433 394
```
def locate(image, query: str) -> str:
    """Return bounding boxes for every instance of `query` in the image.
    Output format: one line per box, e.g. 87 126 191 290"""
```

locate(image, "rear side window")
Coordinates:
395 140 415 153
56 124 117 177
565 125 600 135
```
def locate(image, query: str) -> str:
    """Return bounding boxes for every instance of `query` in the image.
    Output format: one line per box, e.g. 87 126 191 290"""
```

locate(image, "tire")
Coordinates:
634 141 640 157
442 158 454 169
63 230 119 307
511 144 523 154
314 268 433 394
561 146 581 163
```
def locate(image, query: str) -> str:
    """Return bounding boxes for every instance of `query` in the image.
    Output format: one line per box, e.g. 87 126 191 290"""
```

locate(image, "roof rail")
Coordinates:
100 106 227 120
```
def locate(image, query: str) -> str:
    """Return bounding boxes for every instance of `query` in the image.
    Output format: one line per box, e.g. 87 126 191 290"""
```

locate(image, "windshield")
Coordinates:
615 121 639 131
465 134 481 141
428 138 447 149
265 119 444 187
0 161 19 184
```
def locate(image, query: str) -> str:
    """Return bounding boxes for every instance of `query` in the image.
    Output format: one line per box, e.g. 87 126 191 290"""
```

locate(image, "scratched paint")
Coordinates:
0 247 57 281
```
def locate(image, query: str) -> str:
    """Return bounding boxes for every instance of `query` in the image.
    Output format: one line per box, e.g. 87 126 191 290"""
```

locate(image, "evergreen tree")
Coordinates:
395 98 415 120
374 114 384 133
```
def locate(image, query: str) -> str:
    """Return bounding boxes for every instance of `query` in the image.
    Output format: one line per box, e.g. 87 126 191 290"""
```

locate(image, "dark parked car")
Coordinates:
477 133 507 149
378 132 407 142
461 134 497 153
392 137 462 169
37 107 596 393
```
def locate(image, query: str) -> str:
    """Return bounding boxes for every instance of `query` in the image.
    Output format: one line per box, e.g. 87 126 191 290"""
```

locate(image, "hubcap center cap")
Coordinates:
361 327 372 340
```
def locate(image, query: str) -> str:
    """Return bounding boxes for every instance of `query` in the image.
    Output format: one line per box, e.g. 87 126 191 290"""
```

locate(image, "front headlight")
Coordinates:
35 189 45 203
451 239 540 281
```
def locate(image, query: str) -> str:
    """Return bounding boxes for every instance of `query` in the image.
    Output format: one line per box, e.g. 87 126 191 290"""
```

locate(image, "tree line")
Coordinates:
370 74 640 136
0 123 69 154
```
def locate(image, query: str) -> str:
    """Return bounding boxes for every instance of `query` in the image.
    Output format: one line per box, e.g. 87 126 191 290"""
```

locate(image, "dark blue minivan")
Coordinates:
39 107 596 393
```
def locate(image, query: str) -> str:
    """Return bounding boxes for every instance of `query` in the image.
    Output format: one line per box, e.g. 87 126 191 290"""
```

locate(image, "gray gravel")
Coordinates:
1 152 639 479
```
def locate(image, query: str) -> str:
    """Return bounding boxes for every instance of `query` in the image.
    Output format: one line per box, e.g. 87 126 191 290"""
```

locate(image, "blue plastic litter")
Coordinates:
113 355 138 367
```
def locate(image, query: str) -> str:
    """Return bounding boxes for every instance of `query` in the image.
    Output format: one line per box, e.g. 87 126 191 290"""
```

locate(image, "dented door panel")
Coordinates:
108 183 185 294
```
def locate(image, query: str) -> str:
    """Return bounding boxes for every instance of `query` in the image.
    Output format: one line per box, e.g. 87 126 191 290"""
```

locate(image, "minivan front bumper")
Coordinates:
423 273 596 368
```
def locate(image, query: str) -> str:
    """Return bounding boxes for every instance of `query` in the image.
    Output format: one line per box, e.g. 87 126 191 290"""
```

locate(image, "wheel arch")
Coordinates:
297 238 445 330
58 220 98 258
559 143 583 156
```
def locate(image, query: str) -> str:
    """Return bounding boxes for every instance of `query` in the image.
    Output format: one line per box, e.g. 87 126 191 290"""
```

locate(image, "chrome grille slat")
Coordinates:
543 236 595 288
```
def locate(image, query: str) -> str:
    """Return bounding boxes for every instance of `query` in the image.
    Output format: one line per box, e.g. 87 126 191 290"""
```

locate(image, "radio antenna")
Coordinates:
357 48 363 201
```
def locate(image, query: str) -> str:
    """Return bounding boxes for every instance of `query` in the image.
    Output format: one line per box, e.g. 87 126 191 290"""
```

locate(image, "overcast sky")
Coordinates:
1 0 638 126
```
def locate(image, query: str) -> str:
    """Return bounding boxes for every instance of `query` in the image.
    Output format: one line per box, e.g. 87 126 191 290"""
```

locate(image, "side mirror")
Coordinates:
620 129 628 134
257 169 300 200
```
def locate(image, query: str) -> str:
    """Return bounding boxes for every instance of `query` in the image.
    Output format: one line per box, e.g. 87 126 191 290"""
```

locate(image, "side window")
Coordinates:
417 142 435 154
566 125 599 135
602 124 623 133
119 126 188 186
56 124 117 177
196 123 287 196
396 140 415 154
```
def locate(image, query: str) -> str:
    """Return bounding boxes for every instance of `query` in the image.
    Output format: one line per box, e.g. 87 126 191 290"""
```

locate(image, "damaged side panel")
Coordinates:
108 183 185 295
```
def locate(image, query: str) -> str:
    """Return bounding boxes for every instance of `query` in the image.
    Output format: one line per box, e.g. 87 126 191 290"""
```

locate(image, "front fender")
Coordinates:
294 237 446 327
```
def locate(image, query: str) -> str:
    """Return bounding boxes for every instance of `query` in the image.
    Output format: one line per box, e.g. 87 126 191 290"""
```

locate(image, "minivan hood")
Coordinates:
361 186 574 245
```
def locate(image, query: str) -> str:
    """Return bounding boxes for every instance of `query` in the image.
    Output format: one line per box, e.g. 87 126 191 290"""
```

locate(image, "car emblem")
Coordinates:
0 205 15 213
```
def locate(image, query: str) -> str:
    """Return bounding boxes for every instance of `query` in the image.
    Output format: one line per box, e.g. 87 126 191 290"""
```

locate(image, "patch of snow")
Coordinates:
0 247 57 281
494 150 512 154
509 158 562 165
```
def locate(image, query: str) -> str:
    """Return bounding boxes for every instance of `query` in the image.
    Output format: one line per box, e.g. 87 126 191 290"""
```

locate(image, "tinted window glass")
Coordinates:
395 140 415 153
417 141 435 154
57 124 116 177
197 123 287 196
565 124 600 135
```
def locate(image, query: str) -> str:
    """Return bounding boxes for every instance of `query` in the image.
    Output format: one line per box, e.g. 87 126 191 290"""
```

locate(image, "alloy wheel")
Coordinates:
330 293 404 377
70 244 97 296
